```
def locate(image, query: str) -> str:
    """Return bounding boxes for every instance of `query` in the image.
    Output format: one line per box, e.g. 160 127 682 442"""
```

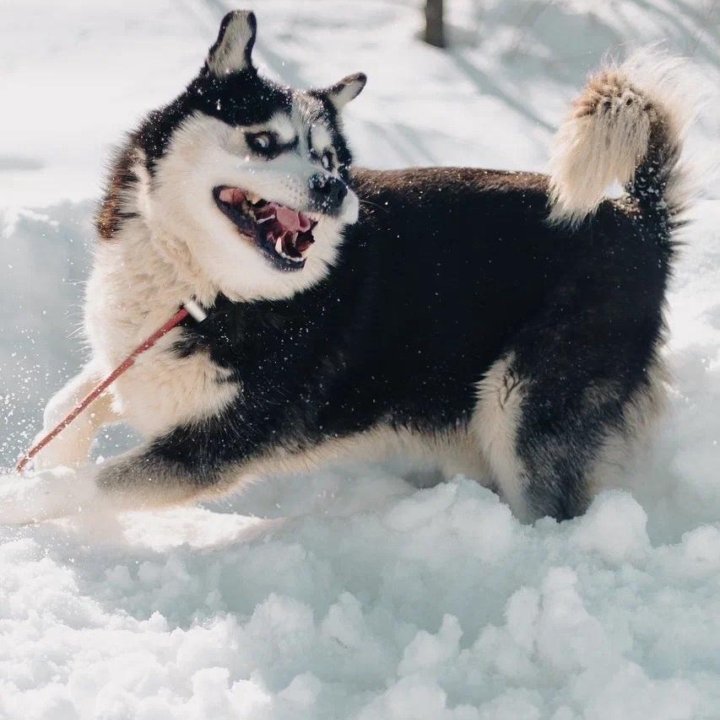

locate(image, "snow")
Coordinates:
1 0 720 718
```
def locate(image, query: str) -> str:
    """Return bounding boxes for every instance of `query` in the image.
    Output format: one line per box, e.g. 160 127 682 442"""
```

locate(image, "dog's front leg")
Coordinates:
32 365 120 471
93 445 226 511
0 441 232 525
0 465 100 525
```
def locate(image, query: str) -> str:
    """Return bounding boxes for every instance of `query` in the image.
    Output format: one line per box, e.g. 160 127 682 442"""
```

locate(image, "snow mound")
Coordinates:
2 479 720 718
2 0 720 717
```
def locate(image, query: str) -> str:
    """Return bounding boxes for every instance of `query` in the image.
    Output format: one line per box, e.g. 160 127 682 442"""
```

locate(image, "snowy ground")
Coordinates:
2 0 720 718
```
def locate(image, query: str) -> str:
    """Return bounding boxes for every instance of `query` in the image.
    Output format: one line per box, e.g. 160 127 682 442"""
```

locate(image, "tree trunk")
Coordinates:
424 0 445 48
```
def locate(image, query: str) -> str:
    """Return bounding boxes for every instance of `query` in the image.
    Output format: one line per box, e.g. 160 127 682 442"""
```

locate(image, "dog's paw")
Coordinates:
28 424 94 472
0 466 99 525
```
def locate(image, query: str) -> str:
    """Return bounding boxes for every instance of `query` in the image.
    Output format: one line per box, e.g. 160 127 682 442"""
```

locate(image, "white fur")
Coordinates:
548 51 695 226
471 354 529 520
149 112 358 303
85 217 239 438
31 366 118 470
309 124 333 156
263 112 297 144
237 424 492 487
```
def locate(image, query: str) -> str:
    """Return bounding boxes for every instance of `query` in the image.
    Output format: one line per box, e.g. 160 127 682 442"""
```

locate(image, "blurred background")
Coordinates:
1 0 719 472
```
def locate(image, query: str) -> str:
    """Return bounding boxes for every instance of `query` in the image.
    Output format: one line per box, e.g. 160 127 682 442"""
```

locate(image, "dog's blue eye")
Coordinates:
246 132 276 154
321 150 333 171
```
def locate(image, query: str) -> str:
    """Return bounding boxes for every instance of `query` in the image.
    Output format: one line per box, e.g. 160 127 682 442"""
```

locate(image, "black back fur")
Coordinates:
157 167 672 519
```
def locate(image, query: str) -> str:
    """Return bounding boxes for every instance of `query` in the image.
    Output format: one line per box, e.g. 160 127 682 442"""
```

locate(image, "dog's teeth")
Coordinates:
247 192 261 204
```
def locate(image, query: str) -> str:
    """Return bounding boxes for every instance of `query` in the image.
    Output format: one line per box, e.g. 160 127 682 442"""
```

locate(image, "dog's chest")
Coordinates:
85 241 239 438
112 337 238 436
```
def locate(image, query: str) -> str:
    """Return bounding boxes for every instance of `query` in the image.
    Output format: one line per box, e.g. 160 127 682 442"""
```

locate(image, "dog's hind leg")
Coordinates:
472 354 532 521
473 338 664 523
32 364 120 471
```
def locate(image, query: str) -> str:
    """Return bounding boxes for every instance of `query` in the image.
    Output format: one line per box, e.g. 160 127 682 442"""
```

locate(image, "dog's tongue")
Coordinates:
272 204 312 233
218 189 315 258
218 189 310 233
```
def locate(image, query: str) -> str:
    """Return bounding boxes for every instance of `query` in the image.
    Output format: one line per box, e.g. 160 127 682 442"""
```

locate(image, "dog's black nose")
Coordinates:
308 173 347 213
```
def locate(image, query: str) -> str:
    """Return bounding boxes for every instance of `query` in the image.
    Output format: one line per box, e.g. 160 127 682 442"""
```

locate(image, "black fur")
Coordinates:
140 167 672 520
92 13 677 521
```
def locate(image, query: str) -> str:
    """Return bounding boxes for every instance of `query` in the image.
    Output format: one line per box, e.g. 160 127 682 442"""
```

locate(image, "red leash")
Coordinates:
16 300 207 474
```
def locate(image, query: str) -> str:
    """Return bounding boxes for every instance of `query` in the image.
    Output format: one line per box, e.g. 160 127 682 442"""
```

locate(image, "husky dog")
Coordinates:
1 11 693 524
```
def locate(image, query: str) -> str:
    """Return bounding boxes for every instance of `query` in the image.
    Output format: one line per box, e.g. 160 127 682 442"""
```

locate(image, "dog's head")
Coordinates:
99 10 366 301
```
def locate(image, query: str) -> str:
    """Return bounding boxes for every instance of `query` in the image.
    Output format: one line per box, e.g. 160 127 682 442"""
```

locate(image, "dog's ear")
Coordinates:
322 73 367 111
206 10 257 76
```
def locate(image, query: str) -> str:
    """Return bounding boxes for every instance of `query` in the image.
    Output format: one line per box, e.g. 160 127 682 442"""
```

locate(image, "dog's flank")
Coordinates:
5 12 695 527
549 52 693 226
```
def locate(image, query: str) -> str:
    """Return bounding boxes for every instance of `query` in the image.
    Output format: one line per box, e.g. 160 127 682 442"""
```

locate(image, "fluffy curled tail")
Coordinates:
548 52 694 226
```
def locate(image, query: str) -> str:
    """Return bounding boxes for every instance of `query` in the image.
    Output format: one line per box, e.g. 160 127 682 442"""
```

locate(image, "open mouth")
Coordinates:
213 186 317 272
